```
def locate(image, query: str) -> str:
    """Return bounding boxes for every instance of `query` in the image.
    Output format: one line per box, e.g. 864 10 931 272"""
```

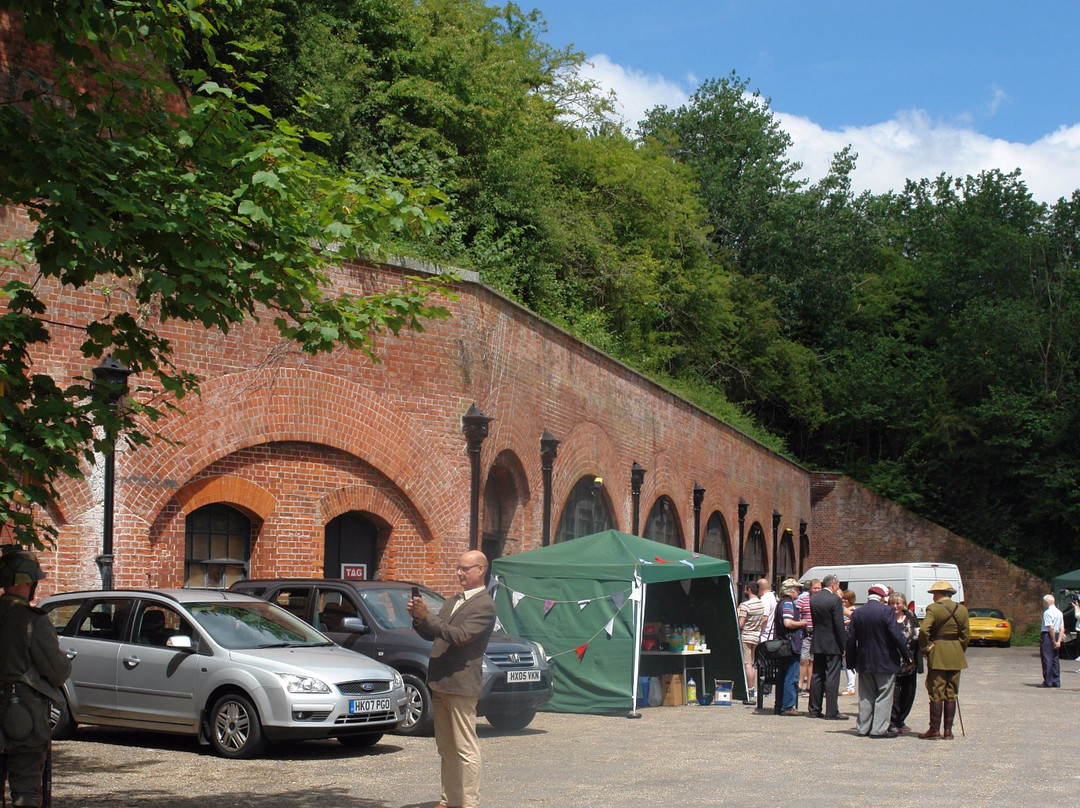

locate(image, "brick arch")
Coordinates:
172 475 278 521
548 422 622 532
122 368 456 540
317 484 414 535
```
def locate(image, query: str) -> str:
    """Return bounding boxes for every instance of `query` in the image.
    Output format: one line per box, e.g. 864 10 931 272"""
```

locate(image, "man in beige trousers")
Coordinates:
408 550 497 808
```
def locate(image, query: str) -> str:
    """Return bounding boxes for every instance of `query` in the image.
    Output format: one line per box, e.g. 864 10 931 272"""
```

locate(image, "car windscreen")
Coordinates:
969 608 1004 619
187 601 331 649
358 587 444 630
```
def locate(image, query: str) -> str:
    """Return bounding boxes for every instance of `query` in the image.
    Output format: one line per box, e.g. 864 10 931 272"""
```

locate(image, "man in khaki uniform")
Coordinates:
917 579 969 740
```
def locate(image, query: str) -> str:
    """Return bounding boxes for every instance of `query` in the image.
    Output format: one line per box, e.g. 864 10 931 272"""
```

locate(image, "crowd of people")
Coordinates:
744 574 971 739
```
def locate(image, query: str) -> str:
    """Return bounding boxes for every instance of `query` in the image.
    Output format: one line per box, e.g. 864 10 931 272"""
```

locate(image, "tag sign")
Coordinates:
341 563 368 581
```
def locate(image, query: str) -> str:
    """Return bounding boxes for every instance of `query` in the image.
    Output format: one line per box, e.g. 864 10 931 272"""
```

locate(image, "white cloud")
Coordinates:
578 55 1080 204
581 54 691 131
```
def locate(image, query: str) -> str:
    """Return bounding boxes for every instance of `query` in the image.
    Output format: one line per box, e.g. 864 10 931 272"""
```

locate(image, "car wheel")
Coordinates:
338 732 383 748
485 708 536 731
999 639 1011 647
395 673 433 736
208 693 268 759
49 696 76 740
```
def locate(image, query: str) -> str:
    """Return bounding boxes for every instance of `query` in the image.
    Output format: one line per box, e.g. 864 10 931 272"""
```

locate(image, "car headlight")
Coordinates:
532 641 547 663
482 655 493 674
277 673 331 694
391 668 403 689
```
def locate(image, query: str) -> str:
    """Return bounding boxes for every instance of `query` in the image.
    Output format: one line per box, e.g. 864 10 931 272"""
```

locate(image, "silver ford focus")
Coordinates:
39 588 407 758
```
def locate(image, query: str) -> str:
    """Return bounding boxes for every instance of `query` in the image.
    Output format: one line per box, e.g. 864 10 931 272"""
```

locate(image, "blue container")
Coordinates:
636 676 651 707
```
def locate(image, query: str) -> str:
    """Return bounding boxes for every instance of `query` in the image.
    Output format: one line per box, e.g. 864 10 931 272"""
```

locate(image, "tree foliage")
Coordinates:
0 0 451 548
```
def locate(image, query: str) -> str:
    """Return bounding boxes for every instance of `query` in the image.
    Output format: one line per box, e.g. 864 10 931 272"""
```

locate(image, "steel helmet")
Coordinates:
0 544 46 588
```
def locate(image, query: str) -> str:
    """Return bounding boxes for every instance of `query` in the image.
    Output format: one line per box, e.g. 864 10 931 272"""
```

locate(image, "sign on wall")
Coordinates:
341 563 368 581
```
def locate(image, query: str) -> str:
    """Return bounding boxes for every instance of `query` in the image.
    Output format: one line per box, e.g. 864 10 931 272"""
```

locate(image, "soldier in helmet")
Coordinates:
917 579 969 740
0 545 72 807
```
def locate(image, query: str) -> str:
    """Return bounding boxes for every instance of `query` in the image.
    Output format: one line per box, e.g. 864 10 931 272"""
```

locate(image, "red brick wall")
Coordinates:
811 472 1049 627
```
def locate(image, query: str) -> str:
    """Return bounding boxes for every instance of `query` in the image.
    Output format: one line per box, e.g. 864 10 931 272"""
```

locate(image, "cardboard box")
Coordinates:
661 673 685 706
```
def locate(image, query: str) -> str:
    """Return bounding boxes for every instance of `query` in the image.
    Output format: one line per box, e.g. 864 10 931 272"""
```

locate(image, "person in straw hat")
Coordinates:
917 579 969 740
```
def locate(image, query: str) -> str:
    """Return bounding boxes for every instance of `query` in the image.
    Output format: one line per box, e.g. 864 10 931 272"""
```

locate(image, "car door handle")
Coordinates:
123 656 141 669
63 649 77 660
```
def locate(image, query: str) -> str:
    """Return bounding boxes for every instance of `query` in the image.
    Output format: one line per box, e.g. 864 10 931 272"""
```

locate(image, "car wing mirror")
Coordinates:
166 634 193 651
339 617 369 634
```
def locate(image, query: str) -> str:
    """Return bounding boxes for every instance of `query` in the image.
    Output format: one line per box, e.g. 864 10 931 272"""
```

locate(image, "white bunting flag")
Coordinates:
578 600 589 610
612 591 626 611
679 558 695 570
604 617 615 637
512 591 524 608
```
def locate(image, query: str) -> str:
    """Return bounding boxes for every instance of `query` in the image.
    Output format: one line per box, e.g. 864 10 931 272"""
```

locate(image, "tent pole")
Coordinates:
628 575 645 718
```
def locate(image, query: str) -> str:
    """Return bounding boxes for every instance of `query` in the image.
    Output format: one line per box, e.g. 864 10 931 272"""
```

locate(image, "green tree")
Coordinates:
0 0 451 548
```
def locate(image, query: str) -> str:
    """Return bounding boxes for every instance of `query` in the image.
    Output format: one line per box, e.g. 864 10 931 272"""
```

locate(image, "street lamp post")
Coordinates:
692 483 705 553
93 356 133 590
462 403 494 551
630 463 645 535
772 509 782 592
540 430 560 546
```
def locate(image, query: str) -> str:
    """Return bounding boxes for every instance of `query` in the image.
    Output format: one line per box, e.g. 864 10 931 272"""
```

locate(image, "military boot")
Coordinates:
942 699 956 739
918 701 942 740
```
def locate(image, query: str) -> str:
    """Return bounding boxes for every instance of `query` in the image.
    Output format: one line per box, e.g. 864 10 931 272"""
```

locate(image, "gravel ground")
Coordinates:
49 646 1078 807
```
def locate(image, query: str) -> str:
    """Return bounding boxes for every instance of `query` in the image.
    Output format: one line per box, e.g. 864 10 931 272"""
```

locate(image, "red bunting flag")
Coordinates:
575 643 588 660
654 557 669 563
543 599 556 615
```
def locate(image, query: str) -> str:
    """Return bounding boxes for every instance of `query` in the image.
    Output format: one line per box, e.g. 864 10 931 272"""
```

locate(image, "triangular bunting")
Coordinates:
654 556 669 563
512 591 524 608
679 558 695 570
575 642 588 660
612 592 626 611
578 599 589 610
493 617 503 632
543 599 556 615
604 617 615 637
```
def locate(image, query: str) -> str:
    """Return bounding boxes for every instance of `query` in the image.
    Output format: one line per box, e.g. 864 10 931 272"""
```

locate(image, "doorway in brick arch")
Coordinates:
741 522 767 590
481 450 527 567
643 495 683 547
324 512 380 580
702 511 732 561
553 476 616 543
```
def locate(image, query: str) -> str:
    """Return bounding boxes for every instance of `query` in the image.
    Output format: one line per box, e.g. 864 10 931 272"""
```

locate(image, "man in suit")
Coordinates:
846 583 910 737
807 573 848 720
408 550 497 808
918 579 970 740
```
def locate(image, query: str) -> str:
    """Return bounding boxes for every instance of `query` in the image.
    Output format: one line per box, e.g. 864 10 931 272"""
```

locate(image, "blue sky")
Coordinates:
523 1 1080 203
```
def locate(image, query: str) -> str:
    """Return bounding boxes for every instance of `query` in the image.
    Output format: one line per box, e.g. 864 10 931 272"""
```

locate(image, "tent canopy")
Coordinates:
491 530 743 714
492 528 731 583
1053 567 1080 593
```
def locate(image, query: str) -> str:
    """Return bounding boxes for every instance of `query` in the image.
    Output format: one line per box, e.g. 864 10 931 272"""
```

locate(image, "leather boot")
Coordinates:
942 699 956 739
918 701 942 740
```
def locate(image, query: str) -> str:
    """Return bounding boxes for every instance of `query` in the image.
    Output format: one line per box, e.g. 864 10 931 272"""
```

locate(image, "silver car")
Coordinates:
39 589 408 758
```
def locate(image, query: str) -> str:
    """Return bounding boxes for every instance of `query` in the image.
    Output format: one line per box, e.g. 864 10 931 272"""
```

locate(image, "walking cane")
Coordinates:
955 696 965 737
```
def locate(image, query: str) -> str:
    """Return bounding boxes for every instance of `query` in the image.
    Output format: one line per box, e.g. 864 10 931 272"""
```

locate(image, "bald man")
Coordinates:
408 550 497 808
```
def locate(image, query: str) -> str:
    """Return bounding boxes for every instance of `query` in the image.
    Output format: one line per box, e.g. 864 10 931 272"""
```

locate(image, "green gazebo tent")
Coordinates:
491 530 745 714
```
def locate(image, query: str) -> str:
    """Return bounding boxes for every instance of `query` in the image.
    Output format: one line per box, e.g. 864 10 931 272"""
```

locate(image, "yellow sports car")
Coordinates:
968 607 1012 647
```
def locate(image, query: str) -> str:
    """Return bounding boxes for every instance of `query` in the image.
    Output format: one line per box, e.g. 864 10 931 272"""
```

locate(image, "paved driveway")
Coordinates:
50 646 1078 807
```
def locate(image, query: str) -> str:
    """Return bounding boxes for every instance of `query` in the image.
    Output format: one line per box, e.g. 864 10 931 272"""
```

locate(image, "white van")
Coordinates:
800 562 964 618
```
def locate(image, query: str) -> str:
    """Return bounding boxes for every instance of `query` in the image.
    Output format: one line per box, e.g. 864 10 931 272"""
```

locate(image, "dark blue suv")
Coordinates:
230 579 553 733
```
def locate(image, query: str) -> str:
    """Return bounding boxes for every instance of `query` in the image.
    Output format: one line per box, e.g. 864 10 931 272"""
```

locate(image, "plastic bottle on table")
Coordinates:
687 676 697 704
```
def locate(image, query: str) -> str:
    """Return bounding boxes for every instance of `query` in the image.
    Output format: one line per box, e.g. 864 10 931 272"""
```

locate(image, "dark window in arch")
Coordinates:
185 503 251 589
325 511 381 580
702 512 731 560
482 452 525 564
741 522 767 588
643 496 683 547
777 531 796 583
554 476 614 543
